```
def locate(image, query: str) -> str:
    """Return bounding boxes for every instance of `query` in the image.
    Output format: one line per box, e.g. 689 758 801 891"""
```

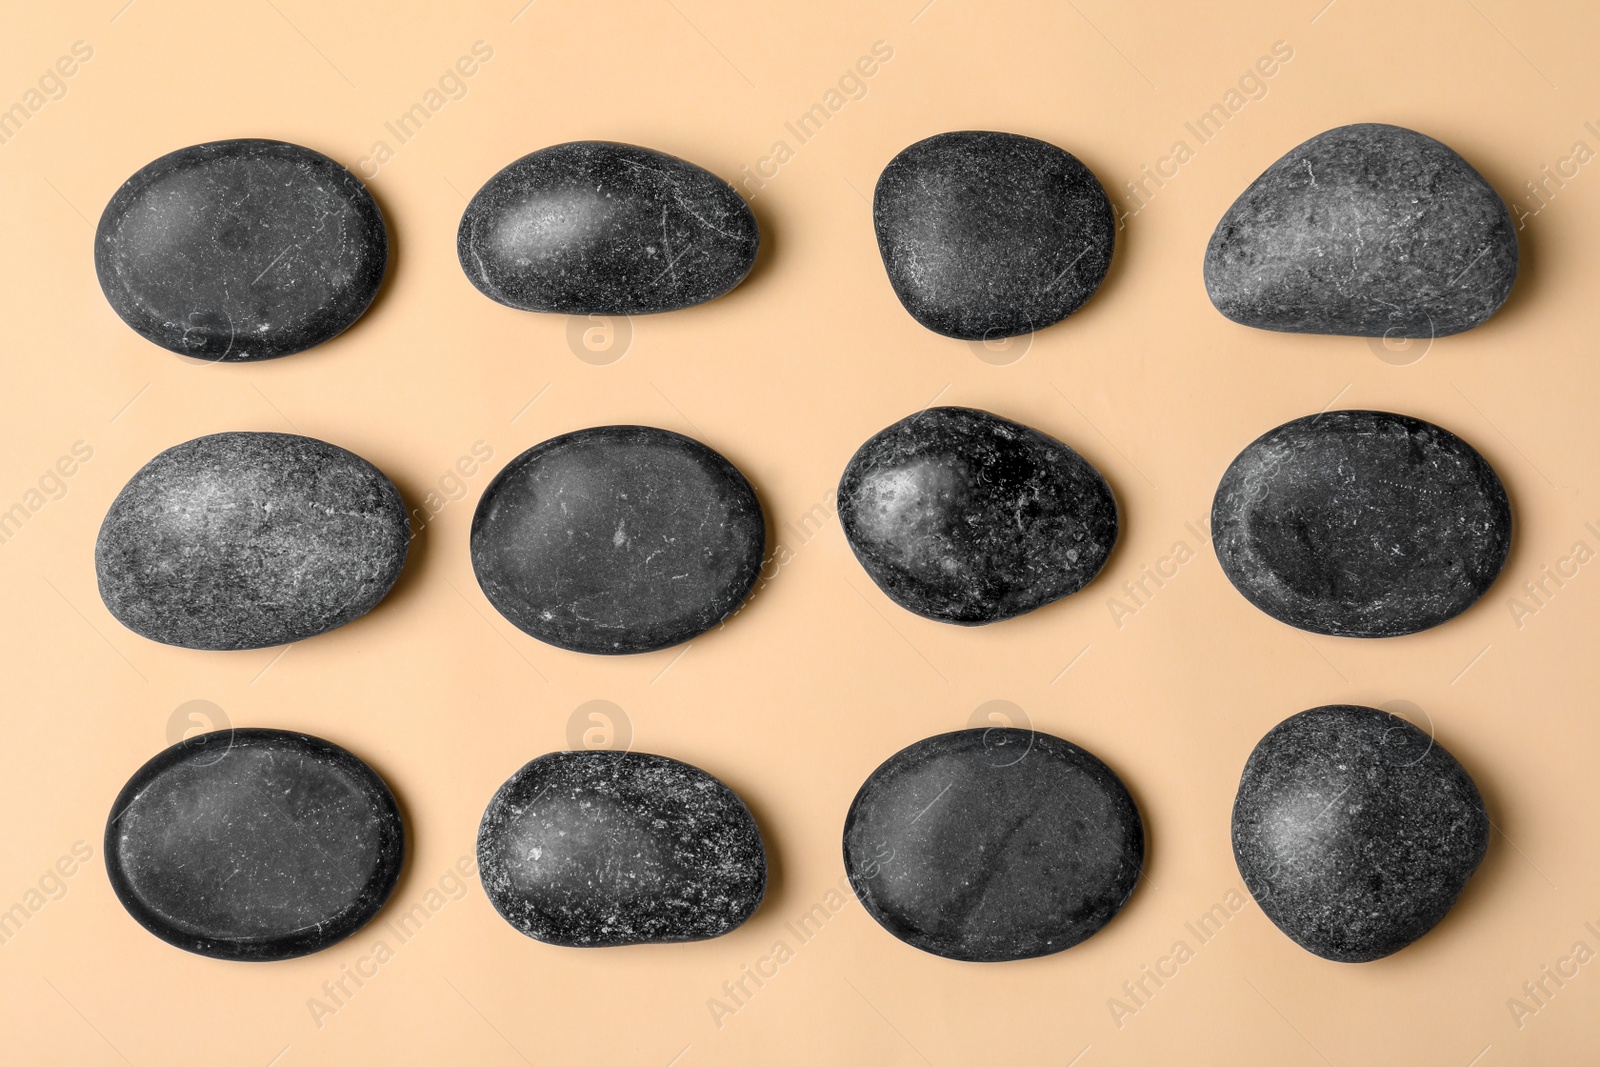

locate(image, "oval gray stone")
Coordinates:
457 141 759 314
1232 705 1489 962
95 432 410 650
477 750 767 947
1212 409 1510 637
838 406 1117 624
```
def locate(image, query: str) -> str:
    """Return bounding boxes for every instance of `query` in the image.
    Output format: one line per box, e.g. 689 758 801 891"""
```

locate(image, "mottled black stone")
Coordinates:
873 131 1114 340
1204 123 1517 338
843 728 1143 962
477 750 767 947
1233 705 1489 962
95 139 388 361
470 426 764 654
105 729 403 961
1212 410 1510 637
96 432 410 650
457 141 758 314
838 406 1117 624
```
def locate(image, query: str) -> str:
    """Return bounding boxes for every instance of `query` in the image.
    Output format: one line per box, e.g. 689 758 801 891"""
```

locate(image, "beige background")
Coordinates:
0 0 1596 1063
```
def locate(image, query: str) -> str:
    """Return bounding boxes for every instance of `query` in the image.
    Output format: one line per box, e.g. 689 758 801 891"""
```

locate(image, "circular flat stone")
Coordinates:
457 141 759 314
1212 410 1510 637
838 406 1117 624
105 729 403 961
843 728 1143 962
478 750 767 947
470 426 765 654
1232 705 1489 962
873 130 1114 340
95 432 410 650
95 139 388 361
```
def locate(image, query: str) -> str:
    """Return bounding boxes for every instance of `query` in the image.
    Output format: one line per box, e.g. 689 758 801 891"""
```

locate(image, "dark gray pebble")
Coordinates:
470 426 764 654
96 432 410 650
1232 705 1489 962
105 729 403 961
95 139 388 361
873 131 1114 340
838 406 1117 624
477 750 766 947
843 728 1143 962
1211 409 1510 637
457 141 758 314
1204 123 1517 338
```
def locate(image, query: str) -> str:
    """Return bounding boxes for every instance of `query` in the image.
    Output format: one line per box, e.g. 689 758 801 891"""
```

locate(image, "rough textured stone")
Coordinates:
1232 705 1489 962
873 131 1115 340
478 750 766 947
96 432 409 650
470 426 764 654
838 406 1117 624
843 728 1143 962
105 729 403 961
95 139 388 361
1212 410 1510 637
1204 123 1517 338
457 141 758 314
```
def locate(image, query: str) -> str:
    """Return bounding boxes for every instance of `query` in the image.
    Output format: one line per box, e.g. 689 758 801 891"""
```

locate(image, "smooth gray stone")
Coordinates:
843 728 1143 962
457 141 758 314
1232 705 1489 962
95 432 409 650
873 130 1114 340
95 139 388 361
477 750 767 947
1204 123 1517 337
838 406 1117 624
1211 410 1510 637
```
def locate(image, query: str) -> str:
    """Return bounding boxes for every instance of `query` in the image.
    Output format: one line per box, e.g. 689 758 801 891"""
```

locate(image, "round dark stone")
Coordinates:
477 750 767 947
95 139 388 361
873 130 1115 340
837 406 1117 625
843 728 1143 962
470 426 765 654
457 141 759 315
95 432 410 651
1232 705 1490 962
1211 409 1511 637
105 729 404 961
1204 123 1518 338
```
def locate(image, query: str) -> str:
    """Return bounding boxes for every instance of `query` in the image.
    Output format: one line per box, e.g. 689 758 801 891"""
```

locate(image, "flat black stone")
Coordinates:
95 139 388 361
873 131 1114 340
1232 705 1489 962
838 406 1117 624
105 729 403 961
1204 123 1517 338
477 750 766 947
96 432 410 650
843 728 1143 962
457 141 758 314
1212 410 1510 637
470 426 764 654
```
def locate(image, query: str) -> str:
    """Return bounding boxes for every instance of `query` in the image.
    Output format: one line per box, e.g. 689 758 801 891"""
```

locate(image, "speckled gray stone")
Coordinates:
838 406 1117 624
1232 705 1489 962
1204 123 1517 338
843 728 1143 962
1212 410 1510 637
105 729 403 961
470 426 765 654
477 750 766 947
873 131 1114 340
96 432 409 650
95 139 388 361
457 141 759 314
